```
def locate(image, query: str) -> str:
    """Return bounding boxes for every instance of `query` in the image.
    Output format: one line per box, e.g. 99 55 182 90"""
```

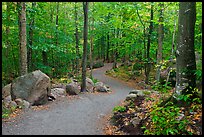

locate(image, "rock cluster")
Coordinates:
2 71 110 115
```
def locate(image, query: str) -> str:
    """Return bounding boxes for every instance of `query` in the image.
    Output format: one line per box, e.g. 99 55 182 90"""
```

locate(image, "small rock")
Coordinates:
66 82 80 95
129 90 144 96
176 113 185 121
22 100 30 109
130 117 141 127
86 77 94 92
95 82 108 92
51 88 66 97
151 90 159 94
15 98 23 106
2 83 11 99
3 95 12 107
9 101 17 111
126 94 137 101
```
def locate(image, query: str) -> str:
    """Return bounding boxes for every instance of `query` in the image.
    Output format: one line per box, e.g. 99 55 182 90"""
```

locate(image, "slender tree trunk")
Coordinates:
81 2 89 92
56 2 59 47
42 51 47 66
107 32 110 63
145 2 154 84
136 4 146 75
74 2 80 76
90 2 94 78
112 28 117 69
55 2 59 75
174 2 197 100
28 2 36 72
49 3 55 77
101 36 105 62
156 2 164 82
170 11 178 61
6 2 11 78
18 2 27 76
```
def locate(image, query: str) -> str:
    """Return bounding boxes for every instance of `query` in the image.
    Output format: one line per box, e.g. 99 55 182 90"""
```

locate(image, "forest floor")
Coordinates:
103 63 202 135
2 63 137 135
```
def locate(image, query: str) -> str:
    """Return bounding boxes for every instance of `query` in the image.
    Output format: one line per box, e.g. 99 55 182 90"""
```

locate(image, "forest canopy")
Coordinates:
2 2 202 86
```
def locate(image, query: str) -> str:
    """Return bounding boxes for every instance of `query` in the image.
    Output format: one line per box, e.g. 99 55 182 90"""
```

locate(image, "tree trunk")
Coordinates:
156 2 164 82
55 2 59 75
74 2 80 76
56 2 59 47
107 31 110 63
135 3 146 77
18 2 28 76
174 2 197 99
145 2 154 84
42 51 48 66
6 2 11 78
112 28 117 69
170 11 178 61
90 2 94 78
81 2 88 92
28 2 36 72
49 2 55 77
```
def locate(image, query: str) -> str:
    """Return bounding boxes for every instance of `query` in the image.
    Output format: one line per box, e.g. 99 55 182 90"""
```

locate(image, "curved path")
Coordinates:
2 63 134 135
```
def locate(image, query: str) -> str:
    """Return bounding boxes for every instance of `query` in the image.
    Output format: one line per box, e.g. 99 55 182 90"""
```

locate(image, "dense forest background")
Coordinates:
2 2 202 135
2 2 202 87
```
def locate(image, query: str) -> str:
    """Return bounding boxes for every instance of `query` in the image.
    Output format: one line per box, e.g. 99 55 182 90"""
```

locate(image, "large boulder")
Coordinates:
95 82 109 92
2 83 11 100
86 77 94 92
11 70 51 106
66 82 80 95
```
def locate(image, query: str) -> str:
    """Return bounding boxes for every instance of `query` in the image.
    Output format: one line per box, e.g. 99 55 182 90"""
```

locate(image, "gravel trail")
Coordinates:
2 63 134 135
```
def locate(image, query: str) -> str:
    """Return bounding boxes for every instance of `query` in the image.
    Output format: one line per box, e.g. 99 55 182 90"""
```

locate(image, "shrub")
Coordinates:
142 102 191 135
113 106 126 113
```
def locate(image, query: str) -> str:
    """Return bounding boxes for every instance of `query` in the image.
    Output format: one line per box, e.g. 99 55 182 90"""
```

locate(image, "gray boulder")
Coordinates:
66 82 80 95
129 90 145 96
126 94 137 101
95 82 108 92
86 77 94 92
51 88 66 97
2 83 11 99
11 70 51 106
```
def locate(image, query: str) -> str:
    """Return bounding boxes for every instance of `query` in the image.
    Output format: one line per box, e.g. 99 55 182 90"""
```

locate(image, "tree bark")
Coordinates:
81 2 89 92
74 2 80 76
28 2 36 72
170 10 178 61
19 2 28 76
174 2 197 99
49 2 55 77
135 3 146 78
145 2 154 84
112 28 117 69
107 31 110 63
55 2 59 75
156 2 164 82
90 2 94 78
5 2 11 77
